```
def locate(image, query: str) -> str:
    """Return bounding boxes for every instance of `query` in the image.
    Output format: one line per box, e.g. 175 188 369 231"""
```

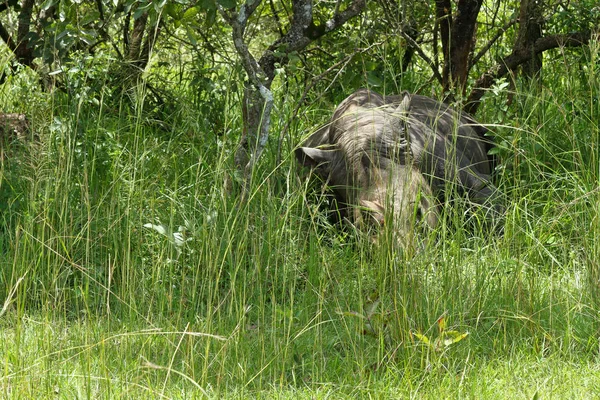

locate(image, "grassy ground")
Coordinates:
1 48 600 398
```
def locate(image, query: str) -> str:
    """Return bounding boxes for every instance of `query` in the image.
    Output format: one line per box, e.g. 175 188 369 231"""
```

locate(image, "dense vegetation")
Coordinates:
1 0 599 398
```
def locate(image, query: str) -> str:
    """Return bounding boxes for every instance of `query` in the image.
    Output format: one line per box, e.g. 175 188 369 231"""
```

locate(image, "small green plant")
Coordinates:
411 313 469 353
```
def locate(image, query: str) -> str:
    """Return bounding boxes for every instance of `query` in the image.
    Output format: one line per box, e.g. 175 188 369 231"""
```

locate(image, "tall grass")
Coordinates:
1 42 599 398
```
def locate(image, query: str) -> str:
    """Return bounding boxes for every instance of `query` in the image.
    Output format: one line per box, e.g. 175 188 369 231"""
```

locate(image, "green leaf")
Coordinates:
153 0 168 12
40 0 58 12
199 0 217 10
80 11 101 26
182 6 201 21
437 315 446 333
366 71 383 87
488 146 501 155
216 0 236 9
413 332 430 345
205 8 216 26
185 26 198 46
133 2 152 19
164 3 180 18
441 330 469 346
364 61 378 71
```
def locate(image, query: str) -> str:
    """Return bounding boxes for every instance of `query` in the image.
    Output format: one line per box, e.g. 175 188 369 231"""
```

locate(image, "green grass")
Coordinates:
1 47 600 398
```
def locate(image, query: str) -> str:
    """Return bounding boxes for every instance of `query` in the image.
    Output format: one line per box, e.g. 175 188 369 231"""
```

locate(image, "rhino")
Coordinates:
296 89 502 243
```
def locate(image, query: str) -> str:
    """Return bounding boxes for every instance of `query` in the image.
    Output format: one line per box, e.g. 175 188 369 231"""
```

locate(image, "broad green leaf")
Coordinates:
199 0 217 11
80 11 101 26
366 71 382 87
442 330 469 346
487 146 501 155
133 2 152 19
182 6 201 21
41 0 58 11
164 3 180 18
216 0 236 9
364 61 378 71
205 8 216 26
412 332 430 345
185 26 198 46
153 0 167 12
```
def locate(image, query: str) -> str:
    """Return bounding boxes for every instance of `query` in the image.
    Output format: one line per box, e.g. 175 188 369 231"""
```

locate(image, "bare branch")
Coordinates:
400 30 444 85
278 42 384 162
221 0 366 177
123 11 131 56
435 0 451 83
269 0 284 36
260 0 366 79
128 11 148 64
219 1 265 89
470 18 517 69
305 0 366 39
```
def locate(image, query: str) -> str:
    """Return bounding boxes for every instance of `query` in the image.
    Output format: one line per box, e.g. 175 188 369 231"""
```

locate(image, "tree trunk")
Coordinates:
435 0 452 86
15 0 35 67
447 0 483 94
515 0 543 79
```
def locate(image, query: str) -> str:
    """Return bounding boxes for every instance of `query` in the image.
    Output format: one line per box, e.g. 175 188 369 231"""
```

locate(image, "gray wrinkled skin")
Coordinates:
296 89 502 243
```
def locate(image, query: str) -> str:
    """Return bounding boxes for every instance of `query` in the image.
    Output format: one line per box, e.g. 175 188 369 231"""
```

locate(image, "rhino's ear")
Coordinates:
395 92 412 115
295 147 336 169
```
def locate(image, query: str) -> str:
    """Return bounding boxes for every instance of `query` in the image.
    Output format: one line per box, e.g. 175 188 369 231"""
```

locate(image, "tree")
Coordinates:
435 0 483 96
515 0 544 79
0 1 163 89
391 0 596 114
219 0 366 180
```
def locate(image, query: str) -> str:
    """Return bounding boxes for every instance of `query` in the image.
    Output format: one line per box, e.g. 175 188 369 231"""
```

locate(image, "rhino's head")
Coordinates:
296 145 437 247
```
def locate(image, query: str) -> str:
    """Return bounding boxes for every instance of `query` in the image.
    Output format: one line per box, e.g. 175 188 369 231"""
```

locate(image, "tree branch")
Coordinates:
305 0 366 39
219 1 265 89
0 20 16 52
400 30 444 85
470 18 517 69
466 30 594 114
278 42 383 162
96 0 105 21
268 0 284 36
123 11 131 56
221 0 366 177
128 11 148 64
260 0 366 79
435 0 452 85
219 0 273 176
